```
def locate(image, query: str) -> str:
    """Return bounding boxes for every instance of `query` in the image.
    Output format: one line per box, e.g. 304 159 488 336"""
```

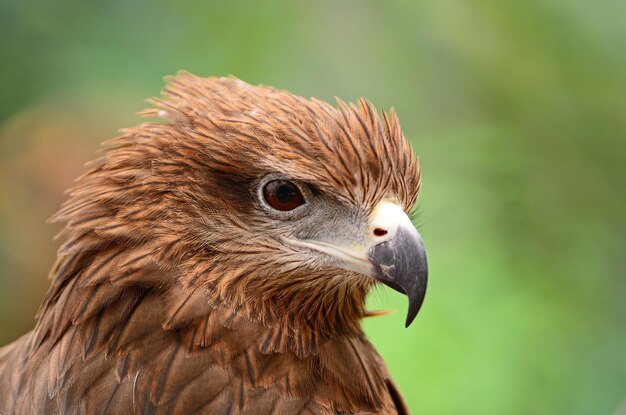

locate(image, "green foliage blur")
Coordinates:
1 0 624 413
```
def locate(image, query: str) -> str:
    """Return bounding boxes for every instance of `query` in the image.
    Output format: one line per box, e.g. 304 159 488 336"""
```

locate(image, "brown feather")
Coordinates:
0 72 421 414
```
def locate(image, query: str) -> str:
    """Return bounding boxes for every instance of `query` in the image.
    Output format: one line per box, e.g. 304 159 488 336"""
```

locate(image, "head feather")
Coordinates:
43 72 422 355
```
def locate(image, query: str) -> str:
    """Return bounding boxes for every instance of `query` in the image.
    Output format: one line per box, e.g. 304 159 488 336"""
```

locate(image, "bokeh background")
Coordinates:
1 1 625 413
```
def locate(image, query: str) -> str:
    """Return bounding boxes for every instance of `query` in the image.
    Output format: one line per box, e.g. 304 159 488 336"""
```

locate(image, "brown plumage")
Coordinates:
0 72 426 414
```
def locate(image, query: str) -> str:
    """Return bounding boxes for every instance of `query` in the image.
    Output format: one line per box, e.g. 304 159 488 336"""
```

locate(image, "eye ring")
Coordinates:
262 179 306 212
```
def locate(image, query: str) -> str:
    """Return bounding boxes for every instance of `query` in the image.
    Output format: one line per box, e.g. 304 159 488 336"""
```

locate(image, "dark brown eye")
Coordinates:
262 179 305 211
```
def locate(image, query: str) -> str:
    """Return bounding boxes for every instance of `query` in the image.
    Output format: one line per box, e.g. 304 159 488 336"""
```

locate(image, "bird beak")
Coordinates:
366 201 428 327
292 201 428 327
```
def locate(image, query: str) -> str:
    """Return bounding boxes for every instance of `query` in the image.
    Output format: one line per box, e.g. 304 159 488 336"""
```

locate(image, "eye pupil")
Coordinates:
263 179 305 211
276 184 296 203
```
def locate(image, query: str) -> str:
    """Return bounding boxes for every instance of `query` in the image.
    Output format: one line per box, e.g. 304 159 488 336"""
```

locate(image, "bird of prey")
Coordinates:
0 72 428 414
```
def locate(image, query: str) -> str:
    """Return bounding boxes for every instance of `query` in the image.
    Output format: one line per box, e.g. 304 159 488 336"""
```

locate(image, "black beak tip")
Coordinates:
371 266 427 328
405 308 417 328
404 295 425 327
404 268 427 327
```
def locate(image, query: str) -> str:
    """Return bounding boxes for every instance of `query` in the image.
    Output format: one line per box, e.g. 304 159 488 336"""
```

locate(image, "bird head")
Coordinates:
57 73 427 339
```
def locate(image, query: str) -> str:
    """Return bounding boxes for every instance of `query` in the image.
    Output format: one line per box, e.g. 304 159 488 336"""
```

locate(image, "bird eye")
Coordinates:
262 179 305 211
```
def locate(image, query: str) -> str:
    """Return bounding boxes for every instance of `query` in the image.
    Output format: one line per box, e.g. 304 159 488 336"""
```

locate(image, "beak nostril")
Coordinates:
373 228 388 237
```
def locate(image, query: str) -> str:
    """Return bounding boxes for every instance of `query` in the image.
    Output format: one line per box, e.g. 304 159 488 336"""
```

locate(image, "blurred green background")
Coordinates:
1 0 625 413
